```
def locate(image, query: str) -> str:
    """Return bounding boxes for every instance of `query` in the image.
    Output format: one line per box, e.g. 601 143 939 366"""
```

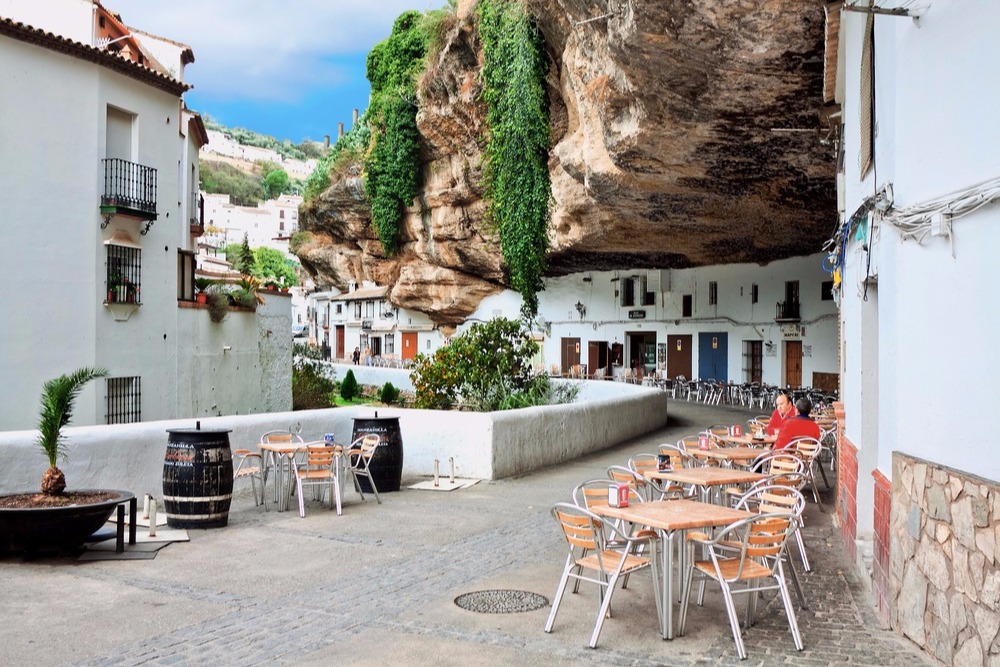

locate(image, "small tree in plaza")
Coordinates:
340 369 360 401
409 317 562 411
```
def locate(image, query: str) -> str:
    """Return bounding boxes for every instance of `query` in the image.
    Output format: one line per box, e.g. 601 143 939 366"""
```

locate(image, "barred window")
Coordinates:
106 376 141 424
384 335 395 355
708 281 718 306
106 244 141 304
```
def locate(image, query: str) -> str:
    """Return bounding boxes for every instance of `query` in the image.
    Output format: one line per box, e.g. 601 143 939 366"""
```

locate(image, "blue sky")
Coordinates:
109 1 442 143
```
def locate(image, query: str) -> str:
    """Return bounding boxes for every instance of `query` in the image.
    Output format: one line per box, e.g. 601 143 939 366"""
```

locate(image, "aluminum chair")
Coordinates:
345 434 383 504
260 430 304 504
233 448 266 510
789 437 828 506
679 512 803 660
544 503 660 649
292 443 343 517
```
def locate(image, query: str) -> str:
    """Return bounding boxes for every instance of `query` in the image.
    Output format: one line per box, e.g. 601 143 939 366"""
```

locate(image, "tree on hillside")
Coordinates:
253 247 299 287
263 168 291 199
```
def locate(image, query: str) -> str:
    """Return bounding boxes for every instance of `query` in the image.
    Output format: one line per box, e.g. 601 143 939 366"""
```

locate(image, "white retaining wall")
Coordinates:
0 373 666 498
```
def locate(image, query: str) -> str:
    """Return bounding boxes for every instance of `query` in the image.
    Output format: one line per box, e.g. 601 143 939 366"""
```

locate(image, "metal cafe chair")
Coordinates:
679 512 803 660
291 443 343 517
345 434 383 504
233 447 267 511
544 502 660 649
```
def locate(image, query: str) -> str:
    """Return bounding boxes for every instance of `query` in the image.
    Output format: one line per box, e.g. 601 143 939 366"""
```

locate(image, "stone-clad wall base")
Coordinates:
873 468 891 628
891 452 1000 666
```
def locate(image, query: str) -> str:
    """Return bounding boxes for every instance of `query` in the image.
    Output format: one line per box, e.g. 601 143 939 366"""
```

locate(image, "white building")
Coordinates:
202 192 302 250
831 2 1000 662
0 0 291 430
203 129 318 180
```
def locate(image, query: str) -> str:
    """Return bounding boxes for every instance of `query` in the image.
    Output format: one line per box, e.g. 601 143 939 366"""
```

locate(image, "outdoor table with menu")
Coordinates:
647 467 768 504
592 499 755 640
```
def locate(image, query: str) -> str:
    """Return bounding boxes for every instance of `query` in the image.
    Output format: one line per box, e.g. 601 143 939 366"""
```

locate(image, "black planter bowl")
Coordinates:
0 490 133 555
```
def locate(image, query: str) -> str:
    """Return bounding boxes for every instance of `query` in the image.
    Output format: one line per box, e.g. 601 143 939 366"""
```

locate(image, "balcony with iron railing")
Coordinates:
100 158 157 221
775 300 801 322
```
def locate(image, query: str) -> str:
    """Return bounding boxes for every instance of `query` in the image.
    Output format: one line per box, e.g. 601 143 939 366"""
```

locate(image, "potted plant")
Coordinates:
0 367 134 554
106 272 122 303
194 277 215 304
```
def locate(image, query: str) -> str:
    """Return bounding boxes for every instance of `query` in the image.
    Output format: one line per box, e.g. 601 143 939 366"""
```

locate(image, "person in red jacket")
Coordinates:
766 392 798 435
773 397 822 450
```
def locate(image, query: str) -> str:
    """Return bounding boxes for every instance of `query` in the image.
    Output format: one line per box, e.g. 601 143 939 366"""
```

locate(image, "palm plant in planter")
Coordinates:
37 367 108 495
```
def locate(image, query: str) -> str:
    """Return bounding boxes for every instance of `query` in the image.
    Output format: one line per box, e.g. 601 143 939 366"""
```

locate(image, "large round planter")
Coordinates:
0 490 133 554
351 416 403 493
163 428 233 529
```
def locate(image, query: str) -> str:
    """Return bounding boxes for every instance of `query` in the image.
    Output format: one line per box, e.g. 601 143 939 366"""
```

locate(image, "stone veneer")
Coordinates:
891 452 1000 665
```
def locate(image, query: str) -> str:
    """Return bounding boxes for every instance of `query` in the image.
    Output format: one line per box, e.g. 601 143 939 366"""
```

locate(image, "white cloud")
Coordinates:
108 0 438 101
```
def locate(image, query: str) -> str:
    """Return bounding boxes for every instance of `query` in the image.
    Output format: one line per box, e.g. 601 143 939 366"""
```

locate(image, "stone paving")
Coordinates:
0 401 935 667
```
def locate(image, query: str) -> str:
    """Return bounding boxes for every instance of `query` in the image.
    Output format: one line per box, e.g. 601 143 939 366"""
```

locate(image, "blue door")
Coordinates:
698 332 729 380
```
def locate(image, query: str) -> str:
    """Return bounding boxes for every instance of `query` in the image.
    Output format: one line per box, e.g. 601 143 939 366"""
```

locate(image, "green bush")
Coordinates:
341 369 360 401
292 361 336 410
379 382 400 404
409 317 553 411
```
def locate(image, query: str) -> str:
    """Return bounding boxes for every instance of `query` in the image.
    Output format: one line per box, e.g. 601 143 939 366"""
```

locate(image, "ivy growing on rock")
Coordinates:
478 0 552 316
363 11 432 255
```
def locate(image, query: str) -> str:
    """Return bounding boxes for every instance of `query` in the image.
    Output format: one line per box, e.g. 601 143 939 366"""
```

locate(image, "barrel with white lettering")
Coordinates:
162 428 233 528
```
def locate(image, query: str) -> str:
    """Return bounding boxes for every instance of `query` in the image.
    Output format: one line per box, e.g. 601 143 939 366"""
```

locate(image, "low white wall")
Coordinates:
0 376 666 498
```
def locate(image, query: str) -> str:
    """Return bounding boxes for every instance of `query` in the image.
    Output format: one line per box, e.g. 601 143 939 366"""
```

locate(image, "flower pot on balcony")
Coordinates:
196 292 208 304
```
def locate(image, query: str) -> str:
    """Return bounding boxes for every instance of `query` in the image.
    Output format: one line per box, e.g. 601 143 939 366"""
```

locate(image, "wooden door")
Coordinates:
401 332 418 360
785 340 802 388
335 326 345 360
587 341 608 374
561 337 581 374
667 335 692 379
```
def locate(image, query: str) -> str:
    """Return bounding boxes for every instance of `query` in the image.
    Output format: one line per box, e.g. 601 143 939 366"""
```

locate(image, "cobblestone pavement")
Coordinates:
0 402 935 667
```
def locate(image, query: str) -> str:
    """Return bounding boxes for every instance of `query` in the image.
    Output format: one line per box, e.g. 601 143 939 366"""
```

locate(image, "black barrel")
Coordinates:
163 427 233 528
351 415 403 493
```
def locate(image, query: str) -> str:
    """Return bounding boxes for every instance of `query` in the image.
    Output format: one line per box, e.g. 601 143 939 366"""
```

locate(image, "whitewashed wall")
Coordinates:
838 1 1000 487
0 378 667 497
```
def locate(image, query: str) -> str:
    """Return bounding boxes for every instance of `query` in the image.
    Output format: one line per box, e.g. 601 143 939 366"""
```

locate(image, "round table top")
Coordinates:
718 433 776 447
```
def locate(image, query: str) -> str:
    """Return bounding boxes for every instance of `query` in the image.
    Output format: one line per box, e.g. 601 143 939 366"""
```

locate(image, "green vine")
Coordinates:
478 0 551 316
363 11 433 255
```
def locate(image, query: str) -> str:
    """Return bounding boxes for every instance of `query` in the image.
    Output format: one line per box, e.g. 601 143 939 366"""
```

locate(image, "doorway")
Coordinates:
666 335 692 379
627 332 657 373
784 340 802 387
698 332 729 381
401 332 418 360
335 326 345 360
588 341 609 375
560 337 581 374
742 340 763 383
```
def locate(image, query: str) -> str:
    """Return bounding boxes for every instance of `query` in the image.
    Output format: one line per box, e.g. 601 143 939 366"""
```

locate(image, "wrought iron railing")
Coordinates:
105 244 142 305
775 300 800 321
101 158 157 217
106 376 141 424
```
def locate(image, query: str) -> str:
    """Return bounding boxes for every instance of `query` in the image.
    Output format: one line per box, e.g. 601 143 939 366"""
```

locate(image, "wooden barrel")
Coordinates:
163 428 233 528
351 415 403 493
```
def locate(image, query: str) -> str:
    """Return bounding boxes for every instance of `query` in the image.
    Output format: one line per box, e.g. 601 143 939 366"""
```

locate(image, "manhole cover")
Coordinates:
454 589 549 614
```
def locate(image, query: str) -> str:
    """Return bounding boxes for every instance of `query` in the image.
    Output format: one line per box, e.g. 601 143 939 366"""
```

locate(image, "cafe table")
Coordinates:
647 467 768 504
259 440 343 512
717 432 777 447
689 446 763 468
592 499 755 640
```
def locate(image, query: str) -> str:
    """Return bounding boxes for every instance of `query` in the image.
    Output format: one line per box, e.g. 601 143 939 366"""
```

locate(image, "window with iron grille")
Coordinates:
106 376 141 424
354 302 362 318
384 335 395 355
620 278 635 307
708 281 718 306
106 244 141 304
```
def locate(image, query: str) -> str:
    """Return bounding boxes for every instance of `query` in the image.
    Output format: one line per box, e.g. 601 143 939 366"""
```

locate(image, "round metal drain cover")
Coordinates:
454 589 549 614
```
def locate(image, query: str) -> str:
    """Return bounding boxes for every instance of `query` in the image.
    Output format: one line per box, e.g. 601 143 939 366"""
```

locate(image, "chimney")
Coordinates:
323 135 330 149
337 122 344 139
352 108 359 126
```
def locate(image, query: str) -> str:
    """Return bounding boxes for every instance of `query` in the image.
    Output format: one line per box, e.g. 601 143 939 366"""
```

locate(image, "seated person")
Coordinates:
766 392 798 435
773 397 822 450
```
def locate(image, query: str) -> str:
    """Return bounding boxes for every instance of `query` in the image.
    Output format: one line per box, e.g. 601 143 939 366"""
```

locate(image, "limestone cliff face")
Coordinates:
297 0 836 326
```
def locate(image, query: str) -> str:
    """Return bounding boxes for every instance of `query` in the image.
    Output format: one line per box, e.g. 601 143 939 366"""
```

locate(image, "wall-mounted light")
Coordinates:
575 301 586 320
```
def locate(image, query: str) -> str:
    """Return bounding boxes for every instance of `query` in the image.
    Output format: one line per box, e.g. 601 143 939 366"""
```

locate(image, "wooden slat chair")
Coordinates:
233 448 266 510
679 512 803 661
788 437 828 506
345 434 383 504
292 443 343 517
572 478 647 589
706 425 732 448
627 453 686 501
544 503 660 649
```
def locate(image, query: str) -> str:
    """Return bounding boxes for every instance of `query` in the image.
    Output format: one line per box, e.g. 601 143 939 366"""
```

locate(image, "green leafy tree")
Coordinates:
379 382 400 405
292 360 336 410
263 168 291 199
199 160 265 206
410 318 556 411
341 369 360 401
478 0 552 317
252 247 299 287
36 367 108 495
